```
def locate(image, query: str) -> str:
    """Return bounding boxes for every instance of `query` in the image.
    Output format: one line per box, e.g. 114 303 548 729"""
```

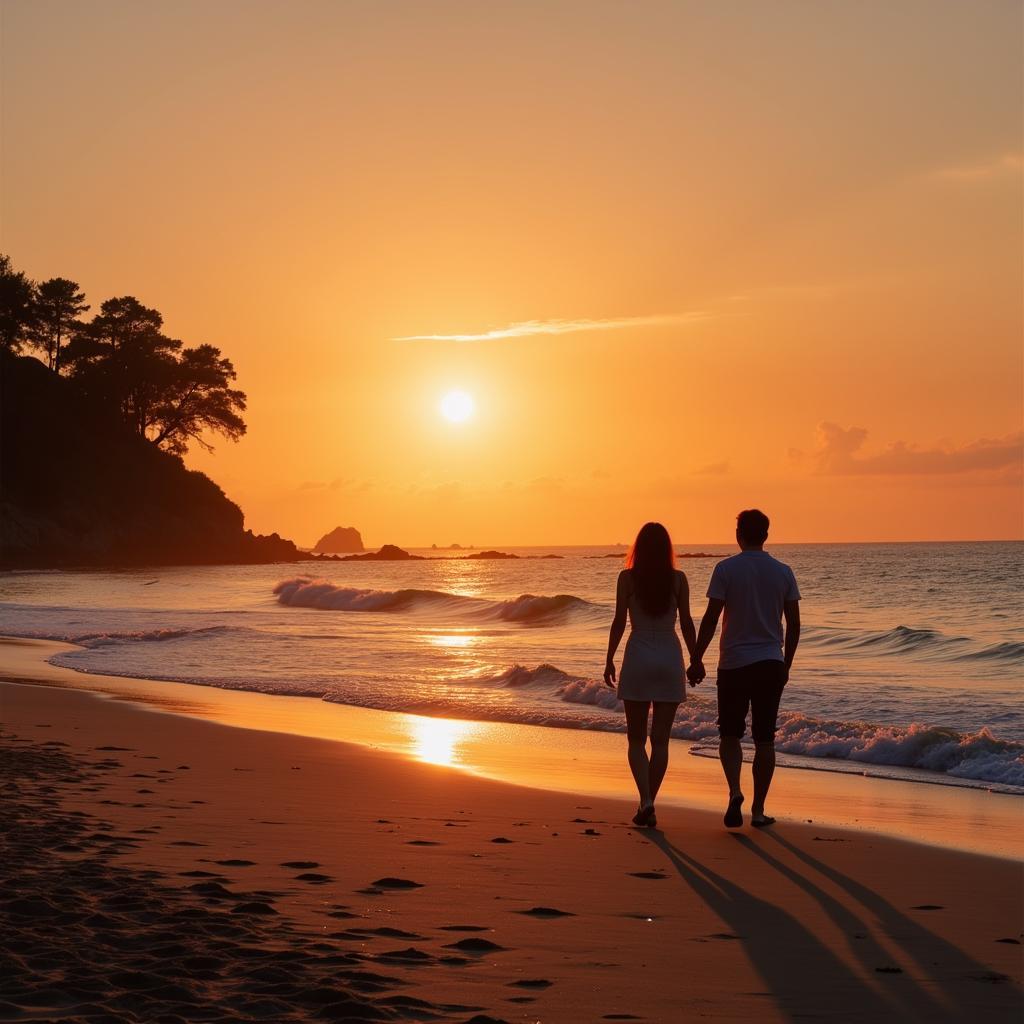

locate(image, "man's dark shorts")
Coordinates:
717 659 787 743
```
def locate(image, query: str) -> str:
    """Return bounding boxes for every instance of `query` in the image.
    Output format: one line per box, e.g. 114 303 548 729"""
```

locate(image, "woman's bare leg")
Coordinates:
623 701 652 809
649 702 679 803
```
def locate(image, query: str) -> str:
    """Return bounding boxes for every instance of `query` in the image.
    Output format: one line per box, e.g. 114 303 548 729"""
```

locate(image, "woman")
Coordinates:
604 522 697 827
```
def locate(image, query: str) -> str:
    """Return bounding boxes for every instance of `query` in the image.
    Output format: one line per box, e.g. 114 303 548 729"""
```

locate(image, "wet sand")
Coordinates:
1 641 1021 1022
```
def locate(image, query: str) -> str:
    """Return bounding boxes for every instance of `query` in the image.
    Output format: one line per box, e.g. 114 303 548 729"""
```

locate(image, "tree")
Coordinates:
64 296 181 424
149 344 247 455
0 254 36 353
29 277 89 372
64 296 246 454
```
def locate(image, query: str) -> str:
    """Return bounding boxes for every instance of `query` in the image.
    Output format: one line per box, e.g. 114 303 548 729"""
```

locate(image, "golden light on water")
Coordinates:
427 633 478 649
409 716 478 767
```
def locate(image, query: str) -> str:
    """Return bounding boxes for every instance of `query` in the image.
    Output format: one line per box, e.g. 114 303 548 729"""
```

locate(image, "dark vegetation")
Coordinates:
0 255 308 567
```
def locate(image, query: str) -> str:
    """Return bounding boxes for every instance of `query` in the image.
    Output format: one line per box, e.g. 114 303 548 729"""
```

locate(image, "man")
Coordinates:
689 509 800 829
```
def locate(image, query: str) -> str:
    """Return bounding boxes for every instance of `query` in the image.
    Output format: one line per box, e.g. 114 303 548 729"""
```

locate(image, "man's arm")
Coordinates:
782 599 801 682
689 598 725 682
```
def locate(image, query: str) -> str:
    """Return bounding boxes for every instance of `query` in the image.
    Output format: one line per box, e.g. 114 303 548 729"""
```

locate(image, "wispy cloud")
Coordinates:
393 312 710 343
931 151 1023 183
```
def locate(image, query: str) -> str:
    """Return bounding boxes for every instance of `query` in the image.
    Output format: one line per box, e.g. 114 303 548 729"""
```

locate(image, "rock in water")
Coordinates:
313 526 365 553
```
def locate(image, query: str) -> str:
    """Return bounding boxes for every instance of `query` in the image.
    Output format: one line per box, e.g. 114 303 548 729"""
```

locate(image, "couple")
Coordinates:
603 510 801 830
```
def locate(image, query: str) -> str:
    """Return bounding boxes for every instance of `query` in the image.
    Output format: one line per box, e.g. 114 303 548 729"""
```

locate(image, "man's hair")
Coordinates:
736 508 770 545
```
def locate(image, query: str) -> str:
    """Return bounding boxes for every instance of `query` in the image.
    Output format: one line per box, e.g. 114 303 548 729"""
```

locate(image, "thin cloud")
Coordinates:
812 422 1024 476
393 312 711 342
931 151 1023 182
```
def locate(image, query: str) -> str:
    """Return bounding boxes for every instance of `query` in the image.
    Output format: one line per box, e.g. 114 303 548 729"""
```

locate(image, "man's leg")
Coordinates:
648 702 679 803
749 662 786 825
719 736 743 797
717 670 749 827
752 742 776 817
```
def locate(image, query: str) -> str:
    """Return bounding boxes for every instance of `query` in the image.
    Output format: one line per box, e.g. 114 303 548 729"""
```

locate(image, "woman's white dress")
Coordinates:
616 572 686 703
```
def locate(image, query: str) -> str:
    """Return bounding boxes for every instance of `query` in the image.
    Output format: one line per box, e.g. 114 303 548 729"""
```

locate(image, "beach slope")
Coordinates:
1 666 1020 1022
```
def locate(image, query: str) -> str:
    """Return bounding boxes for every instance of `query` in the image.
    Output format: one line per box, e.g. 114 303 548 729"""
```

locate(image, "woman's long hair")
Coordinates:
625 522 676 616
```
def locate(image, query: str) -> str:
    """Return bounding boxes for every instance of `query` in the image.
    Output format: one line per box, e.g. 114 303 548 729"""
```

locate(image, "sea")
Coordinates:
1 542 1022 794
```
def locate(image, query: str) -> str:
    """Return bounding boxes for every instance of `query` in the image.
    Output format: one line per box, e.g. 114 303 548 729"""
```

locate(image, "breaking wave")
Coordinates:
273 578 597 625
551 670 1024 787
72 626 231 648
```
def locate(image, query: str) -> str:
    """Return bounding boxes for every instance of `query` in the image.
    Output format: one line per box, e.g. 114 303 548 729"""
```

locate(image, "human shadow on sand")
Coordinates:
757 830 1021 1018
643 830 963 1022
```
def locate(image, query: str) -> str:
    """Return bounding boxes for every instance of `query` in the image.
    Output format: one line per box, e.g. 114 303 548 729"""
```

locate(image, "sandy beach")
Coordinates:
2 639 1021 1023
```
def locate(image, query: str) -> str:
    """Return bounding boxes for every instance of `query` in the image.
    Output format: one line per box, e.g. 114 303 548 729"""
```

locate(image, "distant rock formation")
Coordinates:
462 549 519 560
313 526 365 553
0 353 312 568
339 544 424 562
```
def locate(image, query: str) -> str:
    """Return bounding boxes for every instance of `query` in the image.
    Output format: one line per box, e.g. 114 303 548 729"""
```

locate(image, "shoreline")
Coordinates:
2 637 1020 859
1 641 1021 1022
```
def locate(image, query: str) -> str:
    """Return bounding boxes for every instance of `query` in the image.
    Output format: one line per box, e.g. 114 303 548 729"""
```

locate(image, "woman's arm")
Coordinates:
603 570 629 687
677 571 697 666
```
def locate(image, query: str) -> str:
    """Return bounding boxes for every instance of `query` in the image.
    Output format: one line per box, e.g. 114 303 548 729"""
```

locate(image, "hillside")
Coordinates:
0 353 310 567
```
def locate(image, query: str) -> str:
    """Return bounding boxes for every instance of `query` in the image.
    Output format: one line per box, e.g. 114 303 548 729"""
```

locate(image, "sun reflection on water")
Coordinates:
426 632 478 649
408 716 478 767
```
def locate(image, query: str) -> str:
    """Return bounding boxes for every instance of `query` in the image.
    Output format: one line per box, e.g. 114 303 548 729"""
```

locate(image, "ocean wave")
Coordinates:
484 663 580 688
545 669 1024 787
273 578 461 612
805 624 1024 666
72 626 231 648
273 578 597 625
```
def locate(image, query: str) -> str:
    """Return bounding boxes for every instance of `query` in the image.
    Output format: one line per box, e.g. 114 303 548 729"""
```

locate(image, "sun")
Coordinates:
439 389 475 423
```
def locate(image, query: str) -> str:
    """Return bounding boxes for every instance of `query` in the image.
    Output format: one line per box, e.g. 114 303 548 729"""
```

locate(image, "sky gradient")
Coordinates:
3 0 1021 545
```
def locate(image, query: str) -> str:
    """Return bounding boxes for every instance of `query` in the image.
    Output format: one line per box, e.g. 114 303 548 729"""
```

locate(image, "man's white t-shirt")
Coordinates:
706 550 801 670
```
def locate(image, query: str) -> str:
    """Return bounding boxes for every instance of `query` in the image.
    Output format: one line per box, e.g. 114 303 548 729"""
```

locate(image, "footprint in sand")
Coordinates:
439 925 490 932
911 904 944 910
628 872 667 880
996 937 1021 944
370 877 424 890
490 837 514 844
215 859 257 867
295 873 333 883
406 840 441 846
517 907 574 918
280 860 319 869
508 979 553 989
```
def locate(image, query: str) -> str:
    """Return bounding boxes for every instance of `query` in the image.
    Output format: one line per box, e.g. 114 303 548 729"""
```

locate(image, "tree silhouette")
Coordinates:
150 344 247 455
64 296 246 453
3 254 248 457
0 254 36 353
64 296 179 423
29 277 89 372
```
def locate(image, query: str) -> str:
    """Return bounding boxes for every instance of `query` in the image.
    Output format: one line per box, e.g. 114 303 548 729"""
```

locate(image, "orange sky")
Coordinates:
4 1 1021 545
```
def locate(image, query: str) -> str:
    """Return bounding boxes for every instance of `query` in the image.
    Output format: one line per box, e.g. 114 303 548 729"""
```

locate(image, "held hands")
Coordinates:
686 659 706 687
603 659 616 689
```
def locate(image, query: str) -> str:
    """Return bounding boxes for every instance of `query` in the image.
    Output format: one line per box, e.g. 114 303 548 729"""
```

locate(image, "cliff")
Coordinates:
0 353 311 568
